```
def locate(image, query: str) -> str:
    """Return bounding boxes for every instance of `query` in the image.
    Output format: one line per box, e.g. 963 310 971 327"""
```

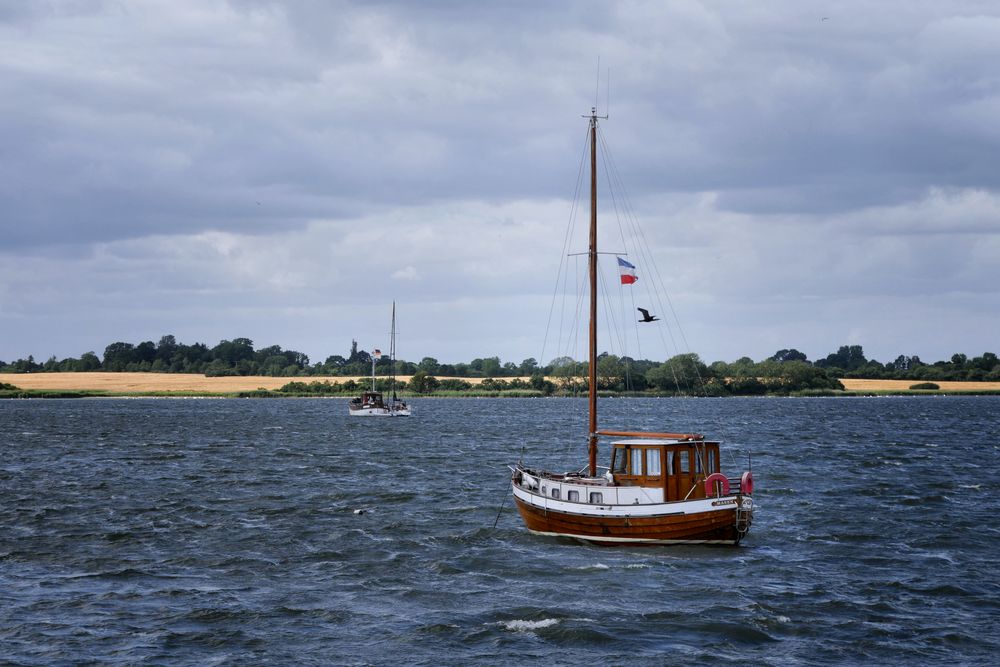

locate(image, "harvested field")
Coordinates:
6 373 1000 395
838 378 1000 392
3 372 490 393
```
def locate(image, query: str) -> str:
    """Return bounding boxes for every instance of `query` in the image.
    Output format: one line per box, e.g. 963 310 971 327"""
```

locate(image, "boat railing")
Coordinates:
597 430 704 441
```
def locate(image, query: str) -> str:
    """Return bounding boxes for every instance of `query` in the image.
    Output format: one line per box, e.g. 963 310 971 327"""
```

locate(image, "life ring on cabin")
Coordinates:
703 472 730 497
740 471 754 495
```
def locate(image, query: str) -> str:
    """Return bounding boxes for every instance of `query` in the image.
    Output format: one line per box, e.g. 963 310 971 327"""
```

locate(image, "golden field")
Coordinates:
837 378 1000 392
5 373 1000 394
4 372 483 393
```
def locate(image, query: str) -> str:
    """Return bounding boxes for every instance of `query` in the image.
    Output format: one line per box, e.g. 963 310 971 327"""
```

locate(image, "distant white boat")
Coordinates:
348 303 411 417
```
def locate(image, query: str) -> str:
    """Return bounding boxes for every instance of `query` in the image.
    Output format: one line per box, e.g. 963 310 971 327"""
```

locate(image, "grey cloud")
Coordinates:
2 1 999 365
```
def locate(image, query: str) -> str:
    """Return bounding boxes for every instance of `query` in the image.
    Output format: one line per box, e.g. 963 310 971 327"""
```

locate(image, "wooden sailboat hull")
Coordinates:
512 494 747 545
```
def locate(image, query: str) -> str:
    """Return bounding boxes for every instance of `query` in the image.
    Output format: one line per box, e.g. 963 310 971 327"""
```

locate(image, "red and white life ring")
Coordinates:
703 472 730 497
741 471 754 495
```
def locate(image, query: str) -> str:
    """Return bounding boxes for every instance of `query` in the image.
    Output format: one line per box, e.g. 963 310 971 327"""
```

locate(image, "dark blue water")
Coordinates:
2 397 998 665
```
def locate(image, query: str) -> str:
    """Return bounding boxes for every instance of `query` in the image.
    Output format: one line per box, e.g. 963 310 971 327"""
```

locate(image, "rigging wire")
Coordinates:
540 125 590 369
602 128 701 363
598 125 700 366
596 130 641 403
595 122 707 431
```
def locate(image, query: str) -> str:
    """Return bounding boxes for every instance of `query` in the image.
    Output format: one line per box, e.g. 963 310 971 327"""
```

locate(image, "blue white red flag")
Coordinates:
373 349 382 359
617 257 638 284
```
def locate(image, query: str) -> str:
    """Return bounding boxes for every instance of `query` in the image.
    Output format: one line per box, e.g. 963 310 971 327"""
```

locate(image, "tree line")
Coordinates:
0 336 545 378
2 337 999 393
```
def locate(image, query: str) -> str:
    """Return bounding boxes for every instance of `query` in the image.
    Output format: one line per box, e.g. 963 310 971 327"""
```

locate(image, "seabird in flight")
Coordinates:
637 308 659 323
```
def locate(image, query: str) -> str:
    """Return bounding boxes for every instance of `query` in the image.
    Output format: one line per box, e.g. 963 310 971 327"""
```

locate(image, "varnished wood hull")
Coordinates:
512 495 746 545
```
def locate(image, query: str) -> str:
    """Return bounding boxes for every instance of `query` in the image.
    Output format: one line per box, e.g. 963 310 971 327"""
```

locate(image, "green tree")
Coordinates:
769 349 809 363
774 360 843 391
728 376 767 395
17 355 41 372
438 378 472 390
212 338 255 366
285 349 309 369
519 358 539 375
408 370 439 393
156 335 178 363
529 374 555 395
549 356 585 391
78 351 102 371
135 341 157 365
322 355 347 374
469 356 502 377
646 353 709 392
971 352 997 372
255 344 283 363
103 342 136 371
260 355 289 376
890 355 921 373
728 356 757 377
816 345 867 371
597 353 625 390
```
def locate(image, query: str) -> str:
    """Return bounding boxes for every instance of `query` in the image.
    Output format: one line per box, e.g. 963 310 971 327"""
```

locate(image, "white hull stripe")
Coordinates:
512 485 749 518
526 529 736 545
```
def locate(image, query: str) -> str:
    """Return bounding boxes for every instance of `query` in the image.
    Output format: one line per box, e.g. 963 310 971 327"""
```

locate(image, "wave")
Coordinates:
499 618 560 632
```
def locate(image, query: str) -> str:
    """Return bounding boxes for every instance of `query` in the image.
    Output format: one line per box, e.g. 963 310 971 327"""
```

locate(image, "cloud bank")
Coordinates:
2 1 999 365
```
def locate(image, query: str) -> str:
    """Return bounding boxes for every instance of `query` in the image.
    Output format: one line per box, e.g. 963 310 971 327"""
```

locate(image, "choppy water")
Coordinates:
2 396 999 665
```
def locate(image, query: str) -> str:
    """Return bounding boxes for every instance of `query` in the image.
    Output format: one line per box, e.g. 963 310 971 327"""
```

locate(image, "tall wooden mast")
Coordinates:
390 301 397 399
587 109 599 476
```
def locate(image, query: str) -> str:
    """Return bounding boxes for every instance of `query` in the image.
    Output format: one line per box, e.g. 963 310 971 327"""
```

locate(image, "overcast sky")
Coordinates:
2 0 999 367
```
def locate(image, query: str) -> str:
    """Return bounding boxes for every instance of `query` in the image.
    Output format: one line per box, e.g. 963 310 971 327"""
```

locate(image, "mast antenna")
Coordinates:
605 67 611 119
594 56 601 113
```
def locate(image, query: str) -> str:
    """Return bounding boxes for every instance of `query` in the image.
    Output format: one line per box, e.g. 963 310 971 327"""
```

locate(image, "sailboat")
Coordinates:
348 303 411 417
509 109 754 545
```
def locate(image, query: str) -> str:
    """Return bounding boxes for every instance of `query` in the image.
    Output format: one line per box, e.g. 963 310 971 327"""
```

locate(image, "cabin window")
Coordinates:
707 450 717 474
612 449 627 474
568 490 580 502
679 450 690 474
631 448 643 475
646 449 661 476
665 451 674 476
551 488 560 499
695 448 704 474
589 492 603 504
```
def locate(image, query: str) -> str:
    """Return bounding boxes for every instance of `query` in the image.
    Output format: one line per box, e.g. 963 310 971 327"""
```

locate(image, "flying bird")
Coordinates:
637 308 659 323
